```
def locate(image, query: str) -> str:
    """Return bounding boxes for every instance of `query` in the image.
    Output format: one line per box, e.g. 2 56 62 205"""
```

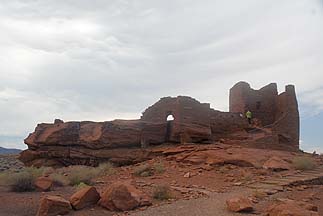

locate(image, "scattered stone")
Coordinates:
70 186 100 210
183 172 191 178
36 195 72 216
34 177 53 192
99 182 152 211
226 197 253 212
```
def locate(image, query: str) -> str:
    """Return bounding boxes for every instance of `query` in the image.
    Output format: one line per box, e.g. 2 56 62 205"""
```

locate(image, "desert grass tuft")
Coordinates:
153 184 172 200
292 157 316 171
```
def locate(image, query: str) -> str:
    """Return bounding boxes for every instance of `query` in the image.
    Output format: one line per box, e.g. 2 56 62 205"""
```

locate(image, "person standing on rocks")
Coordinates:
246 110 252 124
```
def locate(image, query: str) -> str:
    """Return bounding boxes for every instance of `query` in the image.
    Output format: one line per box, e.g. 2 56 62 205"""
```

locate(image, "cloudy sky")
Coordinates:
0 0 322 151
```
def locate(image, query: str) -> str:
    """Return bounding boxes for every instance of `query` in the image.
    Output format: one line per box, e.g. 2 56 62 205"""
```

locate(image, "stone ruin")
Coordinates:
19 82 300 167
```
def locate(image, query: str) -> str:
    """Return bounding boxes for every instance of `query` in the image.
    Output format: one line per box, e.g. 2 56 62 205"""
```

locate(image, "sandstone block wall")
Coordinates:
229 82 299 150
19 82 300 167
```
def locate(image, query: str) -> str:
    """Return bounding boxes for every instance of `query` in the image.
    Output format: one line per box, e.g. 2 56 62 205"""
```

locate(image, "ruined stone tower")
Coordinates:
229 82 300 150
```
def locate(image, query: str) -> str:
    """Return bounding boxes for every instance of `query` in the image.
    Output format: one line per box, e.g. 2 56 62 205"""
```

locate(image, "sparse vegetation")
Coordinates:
97 162 115 176
49 173 69 187
153 162 165 174
66 163 115 186
153 185 172 200
0 167 44 192
10 171 35 192
133 164 153 177
292 157 316 171
67 166 101 186
133 162 165 177
75 182 89 189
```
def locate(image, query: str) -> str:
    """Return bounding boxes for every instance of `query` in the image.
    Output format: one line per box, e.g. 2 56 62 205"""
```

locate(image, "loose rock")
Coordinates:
70 186 100 210
34 177 53 192
226 197 253 212
36 195 72 216
99 182 152 211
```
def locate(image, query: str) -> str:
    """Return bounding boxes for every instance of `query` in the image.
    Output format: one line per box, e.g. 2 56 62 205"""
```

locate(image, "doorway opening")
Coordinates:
166 113 174 142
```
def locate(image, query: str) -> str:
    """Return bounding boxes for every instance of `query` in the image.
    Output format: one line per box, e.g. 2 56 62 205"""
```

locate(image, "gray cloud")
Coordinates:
0 0 322 149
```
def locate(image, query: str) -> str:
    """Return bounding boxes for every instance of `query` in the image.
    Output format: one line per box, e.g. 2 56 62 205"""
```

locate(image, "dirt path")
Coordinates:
130 189 255 216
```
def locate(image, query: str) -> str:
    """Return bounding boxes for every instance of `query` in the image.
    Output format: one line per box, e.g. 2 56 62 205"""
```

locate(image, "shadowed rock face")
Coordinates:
19 82 300 167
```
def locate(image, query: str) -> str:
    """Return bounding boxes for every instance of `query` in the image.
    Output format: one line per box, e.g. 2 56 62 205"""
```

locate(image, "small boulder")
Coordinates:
98 182 152 211
70 186 100 210
226 197 253 212
263 156 291 171
34 177 53 192
183 172 191 178
36 195 72 216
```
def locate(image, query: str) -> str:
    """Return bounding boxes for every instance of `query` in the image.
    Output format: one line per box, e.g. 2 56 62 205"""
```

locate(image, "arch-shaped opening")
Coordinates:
166 114 174 121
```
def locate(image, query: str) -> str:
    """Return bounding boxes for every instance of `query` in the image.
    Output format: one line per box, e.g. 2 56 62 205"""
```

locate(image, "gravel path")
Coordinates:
131 189 256 216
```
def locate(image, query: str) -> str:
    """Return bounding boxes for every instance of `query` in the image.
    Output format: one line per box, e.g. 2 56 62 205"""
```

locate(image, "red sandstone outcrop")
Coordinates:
19 82 300 167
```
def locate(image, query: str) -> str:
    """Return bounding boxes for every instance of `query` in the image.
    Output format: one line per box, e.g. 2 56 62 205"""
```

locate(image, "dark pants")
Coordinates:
247 118 252 124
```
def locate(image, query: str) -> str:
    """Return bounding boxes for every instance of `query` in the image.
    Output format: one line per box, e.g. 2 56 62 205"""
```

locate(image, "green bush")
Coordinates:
292 157 316 171
153 185 172 200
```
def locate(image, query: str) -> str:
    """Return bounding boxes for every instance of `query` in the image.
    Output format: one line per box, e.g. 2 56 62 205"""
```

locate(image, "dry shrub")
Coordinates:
10 171 35 192
75 182 89 189
49 173 69 187
153 185 172 200
133 162 165 177
97 162 115 176
133 164 153 177
292 157 316 171
153 162 165 174
0 167 44 192
66 163 115 186
67 166 101 186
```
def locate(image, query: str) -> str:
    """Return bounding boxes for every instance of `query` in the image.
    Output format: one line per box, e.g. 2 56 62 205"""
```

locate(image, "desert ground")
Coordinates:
1 143 322 216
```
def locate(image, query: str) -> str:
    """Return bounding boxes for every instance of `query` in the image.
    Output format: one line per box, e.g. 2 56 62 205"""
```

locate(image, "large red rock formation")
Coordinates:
19 82 300 167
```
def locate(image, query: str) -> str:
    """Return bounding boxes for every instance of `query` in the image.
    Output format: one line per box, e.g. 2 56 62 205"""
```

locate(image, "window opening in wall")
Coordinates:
166 114 174 121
